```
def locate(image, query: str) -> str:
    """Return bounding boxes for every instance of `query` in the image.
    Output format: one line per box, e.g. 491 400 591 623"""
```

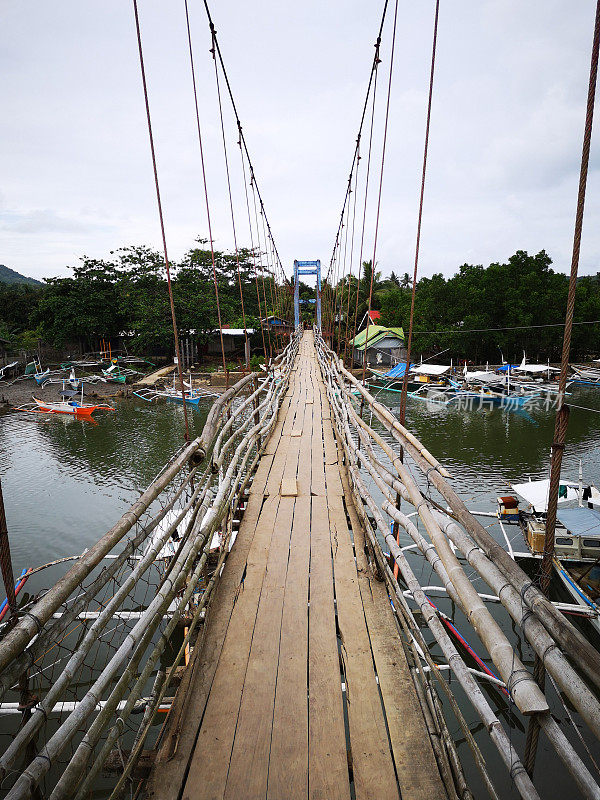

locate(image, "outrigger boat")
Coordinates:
31 391 114 417
569 362 600 388
14 384 114 419
499 475 600 635
134 375 219 405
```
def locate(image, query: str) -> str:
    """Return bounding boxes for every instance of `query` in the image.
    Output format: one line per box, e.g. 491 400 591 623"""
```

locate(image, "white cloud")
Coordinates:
0 0 599 284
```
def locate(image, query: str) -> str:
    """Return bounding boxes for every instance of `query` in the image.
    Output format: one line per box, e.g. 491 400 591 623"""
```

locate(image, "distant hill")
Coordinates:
0 264 42 286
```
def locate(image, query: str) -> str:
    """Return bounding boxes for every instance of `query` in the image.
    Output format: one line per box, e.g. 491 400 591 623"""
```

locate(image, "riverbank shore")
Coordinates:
0 379 134 411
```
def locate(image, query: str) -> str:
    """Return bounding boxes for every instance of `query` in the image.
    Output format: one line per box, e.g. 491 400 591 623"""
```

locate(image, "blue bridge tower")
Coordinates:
293 260 321 331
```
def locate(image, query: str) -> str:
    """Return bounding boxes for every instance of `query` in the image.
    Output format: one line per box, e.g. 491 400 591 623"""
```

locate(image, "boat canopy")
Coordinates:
412 364 451 377
556 508 600 537
381 362 416 379
463 370 498 382
512 478 582 513
513 364 560 374
497 364 519 372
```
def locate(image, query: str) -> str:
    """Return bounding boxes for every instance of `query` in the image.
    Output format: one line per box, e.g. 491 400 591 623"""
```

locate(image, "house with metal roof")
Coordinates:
350 324 406 368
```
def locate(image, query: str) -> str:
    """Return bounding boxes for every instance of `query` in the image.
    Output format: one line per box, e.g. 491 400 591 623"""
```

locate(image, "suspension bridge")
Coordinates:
1 0 600 798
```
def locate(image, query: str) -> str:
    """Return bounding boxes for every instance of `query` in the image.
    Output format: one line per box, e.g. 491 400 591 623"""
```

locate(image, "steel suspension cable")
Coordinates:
360 0 400 392
351 56 380 354
133 0 190 442
398 0 440 425
336 184 353 354
327 0 390 276
343 146 361 363
261 209 283 353
251 177 273 359
182 1 227 381
524 0 600 777
199 2 284 298
238 140 268 360
209 25 250 368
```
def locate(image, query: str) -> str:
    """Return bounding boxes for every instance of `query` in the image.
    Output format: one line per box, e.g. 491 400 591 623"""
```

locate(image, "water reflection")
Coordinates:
0 399 210 572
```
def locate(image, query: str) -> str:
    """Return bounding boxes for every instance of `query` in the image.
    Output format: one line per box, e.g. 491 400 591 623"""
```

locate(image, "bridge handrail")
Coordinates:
0 329 301 800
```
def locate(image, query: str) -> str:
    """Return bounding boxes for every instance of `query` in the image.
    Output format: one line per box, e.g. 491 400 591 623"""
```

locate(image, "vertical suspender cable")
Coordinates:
209 26 250 368
351 53 380 357
336 182 352 355
524 0 600 777
133 0 191 442
239 145 268 359
251 177 273 359
182 5 228 382
398 0 440 425
343 146 361 364
360 0 400 393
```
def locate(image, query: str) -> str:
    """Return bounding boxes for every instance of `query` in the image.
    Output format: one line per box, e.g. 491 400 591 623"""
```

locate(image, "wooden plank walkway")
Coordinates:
144 332 447 800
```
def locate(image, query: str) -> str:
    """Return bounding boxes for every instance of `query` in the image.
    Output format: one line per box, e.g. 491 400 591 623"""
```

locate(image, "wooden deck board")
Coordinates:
308 495 351 800
224 498 296 800
267 499 311 800
328 492 400 800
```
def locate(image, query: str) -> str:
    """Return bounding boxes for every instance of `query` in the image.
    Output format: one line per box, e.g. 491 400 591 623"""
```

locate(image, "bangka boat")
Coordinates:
569 362 600 387
31 395 114 417
503 477 600 634
33 368 51 386
102 364 128 384
134 375 219 405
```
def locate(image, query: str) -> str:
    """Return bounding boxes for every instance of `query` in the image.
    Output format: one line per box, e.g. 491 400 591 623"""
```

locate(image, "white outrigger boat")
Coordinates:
134 374 219 405
569 361 600 387
499 476 600 635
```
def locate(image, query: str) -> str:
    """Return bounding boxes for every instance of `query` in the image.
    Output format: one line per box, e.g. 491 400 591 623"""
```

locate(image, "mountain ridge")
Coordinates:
0 264 42 286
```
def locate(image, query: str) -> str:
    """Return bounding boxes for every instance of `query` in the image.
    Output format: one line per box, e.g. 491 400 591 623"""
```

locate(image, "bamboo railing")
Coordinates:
314 332 600 800
0 331 301 800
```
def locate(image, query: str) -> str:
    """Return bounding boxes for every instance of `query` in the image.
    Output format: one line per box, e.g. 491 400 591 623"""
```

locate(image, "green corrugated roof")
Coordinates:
351 325 405 351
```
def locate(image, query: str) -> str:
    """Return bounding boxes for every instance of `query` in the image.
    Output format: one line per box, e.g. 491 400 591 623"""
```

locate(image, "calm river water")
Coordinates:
1 388 600 798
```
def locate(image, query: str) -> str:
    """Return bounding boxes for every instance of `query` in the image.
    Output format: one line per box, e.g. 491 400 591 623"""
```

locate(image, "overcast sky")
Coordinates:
1 0 600 283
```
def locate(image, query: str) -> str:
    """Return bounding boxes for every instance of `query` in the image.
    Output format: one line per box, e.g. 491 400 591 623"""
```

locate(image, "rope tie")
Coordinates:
23 611 43 633
506 667 532 696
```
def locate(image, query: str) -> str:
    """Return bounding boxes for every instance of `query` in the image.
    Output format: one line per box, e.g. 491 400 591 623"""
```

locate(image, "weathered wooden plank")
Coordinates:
328 492 400 800
308 495 350 800
325 464 344 496
267 499 311 799
310 385 327 497
224 498 296 800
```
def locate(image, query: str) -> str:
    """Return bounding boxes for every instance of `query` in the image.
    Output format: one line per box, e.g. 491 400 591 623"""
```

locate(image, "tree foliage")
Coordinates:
335 250 600 361
4 245 600 362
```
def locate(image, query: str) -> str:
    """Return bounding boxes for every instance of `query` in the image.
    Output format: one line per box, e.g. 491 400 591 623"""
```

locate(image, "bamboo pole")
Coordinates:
431 509 600 744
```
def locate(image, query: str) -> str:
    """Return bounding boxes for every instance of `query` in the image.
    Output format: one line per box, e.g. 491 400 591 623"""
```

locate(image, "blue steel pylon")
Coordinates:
293 260 321 330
